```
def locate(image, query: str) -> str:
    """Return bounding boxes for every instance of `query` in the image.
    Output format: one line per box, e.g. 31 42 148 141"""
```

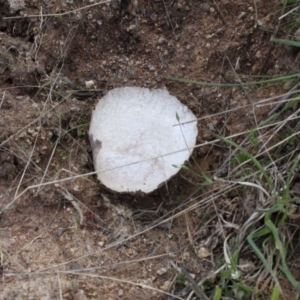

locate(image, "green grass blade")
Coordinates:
250 203 284 214
213 285 222 300
251 226 270 239
271 284 280 300
284 154 300 198
266 219 299 288
214 134 273 189
247 233 280 286
271 37 300 48
167 73 300 87
233 281 253 298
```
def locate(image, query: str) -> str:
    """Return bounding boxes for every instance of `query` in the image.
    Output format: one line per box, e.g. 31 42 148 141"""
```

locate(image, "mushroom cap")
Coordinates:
89 87 198 193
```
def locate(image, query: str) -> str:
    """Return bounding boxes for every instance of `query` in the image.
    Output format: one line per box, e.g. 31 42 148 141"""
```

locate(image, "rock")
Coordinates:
8 0 25 13
197 247 210 258
89 87 198 193
160 280 172 291
157 37 167 45
283 80 293 91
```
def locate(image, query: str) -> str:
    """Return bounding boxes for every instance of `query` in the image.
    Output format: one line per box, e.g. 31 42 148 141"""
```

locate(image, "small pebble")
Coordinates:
283 81 293 91
160 280 172 291
157 37 166 45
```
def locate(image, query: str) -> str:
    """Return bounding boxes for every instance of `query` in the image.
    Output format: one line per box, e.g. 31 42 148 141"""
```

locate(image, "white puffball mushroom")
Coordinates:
89 87 198 193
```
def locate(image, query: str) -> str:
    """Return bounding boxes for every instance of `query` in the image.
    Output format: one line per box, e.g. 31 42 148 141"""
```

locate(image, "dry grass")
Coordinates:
1 0 300 299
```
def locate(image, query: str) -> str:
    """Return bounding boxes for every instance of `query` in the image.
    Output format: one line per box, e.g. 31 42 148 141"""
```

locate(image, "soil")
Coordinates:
0 0 300 299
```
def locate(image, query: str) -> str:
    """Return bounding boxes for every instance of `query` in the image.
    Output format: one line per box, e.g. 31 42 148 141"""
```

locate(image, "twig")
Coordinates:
58 189 84 225
258 1 286 75
3 0 110 20
170 261 209 300
209 0 227 26
162 0 176 38
279 4 300 20
0 91 5 109
267 83 300 116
